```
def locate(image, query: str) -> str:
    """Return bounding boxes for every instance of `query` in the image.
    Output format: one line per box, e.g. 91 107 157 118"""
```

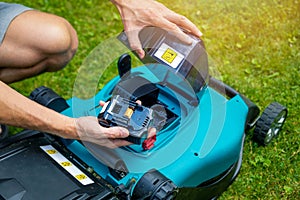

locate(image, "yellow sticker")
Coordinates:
46 149 57 154
161 48 177 64
75 174 87 180
41 145 94 185
61 161 72 167
124 107 134 118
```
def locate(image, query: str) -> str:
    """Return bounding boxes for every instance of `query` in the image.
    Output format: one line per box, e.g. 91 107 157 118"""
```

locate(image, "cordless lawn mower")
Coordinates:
0 27 287 200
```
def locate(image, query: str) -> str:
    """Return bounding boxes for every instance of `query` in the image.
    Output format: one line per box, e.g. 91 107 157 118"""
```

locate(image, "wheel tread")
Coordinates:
253 102 287 146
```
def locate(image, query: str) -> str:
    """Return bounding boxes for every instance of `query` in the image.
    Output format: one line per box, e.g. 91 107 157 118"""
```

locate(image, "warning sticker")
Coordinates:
61 161 72 167
161 48 177 64
40 145 94 185
154 43 184 69
75 174 87 180
46 149 57 154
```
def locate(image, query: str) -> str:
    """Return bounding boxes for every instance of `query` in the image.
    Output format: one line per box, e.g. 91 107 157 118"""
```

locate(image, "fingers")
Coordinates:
99 100 106 107
113 0 202 58
75 116 129 139
167 13 203 38
136 100 142 105
125 29 145 59
154 18 193 44
125 15 202 59
103 126 129 139
156 2 202 38
148 127 156 138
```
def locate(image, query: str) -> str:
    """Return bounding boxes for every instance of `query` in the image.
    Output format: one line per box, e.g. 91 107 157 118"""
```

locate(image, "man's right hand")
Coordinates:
75 116 131 148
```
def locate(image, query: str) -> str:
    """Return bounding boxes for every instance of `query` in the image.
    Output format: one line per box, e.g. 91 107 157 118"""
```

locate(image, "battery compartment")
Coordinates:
112 75 179 133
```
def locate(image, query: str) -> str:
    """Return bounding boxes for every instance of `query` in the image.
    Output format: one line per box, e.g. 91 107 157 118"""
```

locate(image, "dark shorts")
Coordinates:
0 2 32 44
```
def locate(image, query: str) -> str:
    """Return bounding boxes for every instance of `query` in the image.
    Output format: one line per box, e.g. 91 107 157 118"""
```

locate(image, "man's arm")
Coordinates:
0 81 130 148
111 0 202 58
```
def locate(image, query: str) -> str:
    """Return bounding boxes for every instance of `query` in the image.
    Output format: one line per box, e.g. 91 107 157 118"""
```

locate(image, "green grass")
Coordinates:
5 0 300 199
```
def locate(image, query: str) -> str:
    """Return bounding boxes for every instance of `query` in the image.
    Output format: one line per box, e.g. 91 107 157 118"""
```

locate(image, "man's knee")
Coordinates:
4 10 79 72
44 16 78 72
0 10 79 83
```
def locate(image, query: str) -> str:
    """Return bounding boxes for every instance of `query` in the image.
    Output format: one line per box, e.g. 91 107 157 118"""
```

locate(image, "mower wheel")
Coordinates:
132 169 178 200
253 102 287 146
29 86 69 112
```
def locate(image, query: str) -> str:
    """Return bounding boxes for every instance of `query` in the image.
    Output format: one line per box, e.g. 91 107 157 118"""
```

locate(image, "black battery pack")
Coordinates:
98 95 154 145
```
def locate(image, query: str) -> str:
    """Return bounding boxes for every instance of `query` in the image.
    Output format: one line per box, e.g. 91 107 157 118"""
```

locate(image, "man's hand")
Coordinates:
75 100 157 149
111 0 202 58
75 116 131 148
76 99 131 148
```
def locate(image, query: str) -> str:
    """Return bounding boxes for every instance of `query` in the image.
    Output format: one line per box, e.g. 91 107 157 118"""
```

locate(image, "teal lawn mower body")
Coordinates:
61 69 248 199
0 27 287 200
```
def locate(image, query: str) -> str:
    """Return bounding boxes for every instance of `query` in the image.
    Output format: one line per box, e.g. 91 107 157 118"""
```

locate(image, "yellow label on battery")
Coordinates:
124 107 134 118
161 48 177 64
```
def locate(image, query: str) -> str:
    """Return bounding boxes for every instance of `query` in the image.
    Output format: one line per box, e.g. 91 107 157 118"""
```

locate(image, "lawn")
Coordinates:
5 0 300 199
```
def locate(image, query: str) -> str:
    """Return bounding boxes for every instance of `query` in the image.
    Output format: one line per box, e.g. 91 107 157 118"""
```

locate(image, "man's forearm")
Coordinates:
0 81 78 139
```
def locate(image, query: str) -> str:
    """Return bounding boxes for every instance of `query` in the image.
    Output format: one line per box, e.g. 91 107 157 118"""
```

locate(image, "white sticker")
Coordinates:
40 145 94 185
154 43 184 69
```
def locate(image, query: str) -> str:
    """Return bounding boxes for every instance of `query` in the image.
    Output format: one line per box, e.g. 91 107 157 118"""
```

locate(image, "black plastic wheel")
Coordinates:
132 169 178 200
29 86 69 112
253 102 288 146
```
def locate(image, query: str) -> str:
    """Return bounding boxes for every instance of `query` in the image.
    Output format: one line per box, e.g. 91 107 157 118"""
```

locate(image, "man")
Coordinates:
0 0 202 148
